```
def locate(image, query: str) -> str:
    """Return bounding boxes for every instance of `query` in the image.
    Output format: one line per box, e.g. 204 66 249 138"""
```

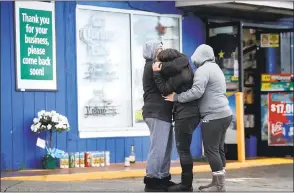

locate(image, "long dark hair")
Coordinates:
158 48 193 78
157 49 182 62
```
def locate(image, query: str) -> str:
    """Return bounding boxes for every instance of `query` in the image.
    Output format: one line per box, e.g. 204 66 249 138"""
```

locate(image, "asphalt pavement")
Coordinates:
1 164 293 192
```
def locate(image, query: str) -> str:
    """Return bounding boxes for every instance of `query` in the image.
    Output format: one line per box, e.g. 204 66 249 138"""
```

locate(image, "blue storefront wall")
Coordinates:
0 1 205 171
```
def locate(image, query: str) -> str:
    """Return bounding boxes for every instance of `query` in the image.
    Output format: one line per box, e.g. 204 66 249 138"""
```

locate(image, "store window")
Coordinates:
279 32 293 74
208 26 240 91
76 5 181 138
261 32 294 74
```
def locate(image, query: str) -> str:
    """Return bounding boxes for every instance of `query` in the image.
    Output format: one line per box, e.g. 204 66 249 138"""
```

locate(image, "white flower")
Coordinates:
45 111 52 118
34 127 38 132
36 123 41 128
56 124 61 129
32 111 69 133
38 110 46 118
33 118 39 124
33 124 39 132
30 124 35 132
60 116 68 125
64 117 68 123
52 115 58 123
37 110 46 117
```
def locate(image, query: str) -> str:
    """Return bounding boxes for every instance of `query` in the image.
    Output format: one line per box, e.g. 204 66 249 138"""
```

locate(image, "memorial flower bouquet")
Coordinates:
31 110 70 169
31 110 70 135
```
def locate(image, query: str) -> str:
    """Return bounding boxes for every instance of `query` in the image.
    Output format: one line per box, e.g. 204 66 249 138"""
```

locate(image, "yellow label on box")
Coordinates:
231 76 238 81
270 34 279 47
261 34 279 47
261 83 271 90
261 74 271 82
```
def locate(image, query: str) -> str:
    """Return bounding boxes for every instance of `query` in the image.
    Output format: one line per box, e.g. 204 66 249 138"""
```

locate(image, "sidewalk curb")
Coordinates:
1 158 292 182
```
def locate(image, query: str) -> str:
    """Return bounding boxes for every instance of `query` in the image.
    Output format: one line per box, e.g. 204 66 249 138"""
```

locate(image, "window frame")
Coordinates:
76 5 182 138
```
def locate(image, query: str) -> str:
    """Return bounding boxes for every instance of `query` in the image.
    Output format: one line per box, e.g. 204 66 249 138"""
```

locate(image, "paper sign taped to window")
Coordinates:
36 137 46 149
261 34 279 48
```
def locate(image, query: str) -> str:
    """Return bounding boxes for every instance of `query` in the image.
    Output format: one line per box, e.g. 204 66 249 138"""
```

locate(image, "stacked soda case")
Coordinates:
59 151 110 168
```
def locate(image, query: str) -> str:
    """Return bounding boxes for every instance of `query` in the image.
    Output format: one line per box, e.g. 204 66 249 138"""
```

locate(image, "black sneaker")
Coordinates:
162 175 176 187
144 184 167 192
144 176 168 192
168 183 193 192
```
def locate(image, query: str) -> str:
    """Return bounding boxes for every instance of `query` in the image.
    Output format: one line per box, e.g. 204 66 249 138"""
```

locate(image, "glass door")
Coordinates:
207 22 243 92
131 14 181 130
255 28 294 156
206 21 243 160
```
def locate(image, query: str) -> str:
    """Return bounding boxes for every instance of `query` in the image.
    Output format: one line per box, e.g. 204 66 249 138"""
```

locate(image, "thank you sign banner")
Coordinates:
15 1 57 91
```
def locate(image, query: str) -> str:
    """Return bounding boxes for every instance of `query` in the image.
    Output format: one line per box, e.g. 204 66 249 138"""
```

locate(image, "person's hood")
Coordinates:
143 40 163 60
191 44 215 68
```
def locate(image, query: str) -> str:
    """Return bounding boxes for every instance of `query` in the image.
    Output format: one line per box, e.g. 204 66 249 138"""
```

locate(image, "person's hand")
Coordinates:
163 92 176 101
152 62 162 71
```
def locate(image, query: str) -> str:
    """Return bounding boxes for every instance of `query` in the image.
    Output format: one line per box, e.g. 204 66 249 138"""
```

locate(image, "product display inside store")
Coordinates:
207 21 293 159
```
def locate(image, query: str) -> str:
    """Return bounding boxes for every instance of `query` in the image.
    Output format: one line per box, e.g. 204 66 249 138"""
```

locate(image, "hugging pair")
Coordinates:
142 41 232 192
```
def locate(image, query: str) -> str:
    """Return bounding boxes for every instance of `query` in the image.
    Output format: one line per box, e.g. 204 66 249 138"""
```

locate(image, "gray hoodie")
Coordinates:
174 44 232 120
143 40 163 60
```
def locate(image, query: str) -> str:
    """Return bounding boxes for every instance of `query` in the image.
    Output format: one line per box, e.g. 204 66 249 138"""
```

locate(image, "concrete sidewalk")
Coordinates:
1 164 293 192
1 158 292 182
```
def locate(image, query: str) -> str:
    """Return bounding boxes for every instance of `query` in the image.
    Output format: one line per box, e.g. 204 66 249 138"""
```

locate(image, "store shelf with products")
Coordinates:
243 28 259 137
244 84 255 89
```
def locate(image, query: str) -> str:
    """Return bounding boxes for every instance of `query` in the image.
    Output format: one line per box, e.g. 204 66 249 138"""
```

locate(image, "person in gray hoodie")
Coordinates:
142 40 176 192
164 44 233 192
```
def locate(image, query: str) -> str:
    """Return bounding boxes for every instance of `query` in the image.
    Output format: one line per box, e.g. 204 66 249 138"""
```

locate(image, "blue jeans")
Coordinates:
145 118 173 179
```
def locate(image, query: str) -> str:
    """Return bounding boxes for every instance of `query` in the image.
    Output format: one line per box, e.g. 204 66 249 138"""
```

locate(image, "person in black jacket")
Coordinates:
152 49 200 192
143 41 187 192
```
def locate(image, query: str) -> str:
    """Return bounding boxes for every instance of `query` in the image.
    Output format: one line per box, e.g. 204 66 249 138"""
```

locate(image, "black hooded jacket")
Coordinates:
142 59 173 122
153 54 200 120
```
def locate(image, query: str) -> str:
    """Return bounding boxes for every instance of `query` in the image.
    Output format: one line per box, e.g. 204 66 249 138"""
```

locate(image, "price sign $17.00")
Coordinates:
271 103 294 114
